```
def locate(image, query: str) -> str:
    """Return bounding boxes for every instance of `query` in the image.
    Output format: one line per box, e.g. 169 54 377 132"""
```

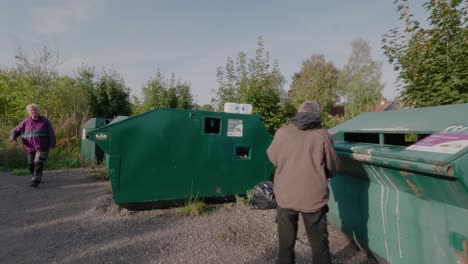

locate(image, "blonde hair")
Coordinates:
26 104 40 113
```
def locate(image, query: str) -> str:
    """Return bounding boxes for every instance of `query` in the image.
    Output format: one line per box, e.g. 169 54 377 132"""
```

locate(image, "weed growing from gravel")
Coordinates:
235 189 253 207
91 166 109 181
81 159 109 181
242 227 252 237
178 199 208 216
104 186 113 194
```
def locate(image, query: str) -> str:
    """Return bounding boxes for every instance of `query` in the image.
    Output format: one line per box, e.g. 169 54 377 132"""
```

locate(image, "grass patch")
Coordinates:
47 146 81 170
10 169 31 176
235 189 254 207
178 199 209 216
0 143 81 172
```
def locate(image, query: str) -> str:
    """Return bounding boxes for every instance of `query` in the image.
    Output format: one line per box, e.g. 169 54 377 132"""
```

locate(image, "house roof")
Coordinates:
330 105 345 116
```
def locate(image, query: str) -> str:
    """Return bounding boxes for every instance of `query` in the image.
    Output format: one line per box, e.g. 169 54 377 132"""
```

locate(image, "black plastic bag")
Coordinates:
248 181 277 210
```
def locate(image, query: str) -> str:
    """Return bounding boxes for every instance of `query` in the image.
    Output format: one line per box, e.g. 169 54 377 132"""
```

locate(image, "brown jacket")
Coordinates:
267 124 338 213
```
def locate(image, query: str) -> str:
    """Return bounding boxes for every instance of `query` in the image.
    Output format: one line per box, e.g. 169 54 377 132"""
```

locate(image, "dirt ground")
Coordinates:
0 168 376 264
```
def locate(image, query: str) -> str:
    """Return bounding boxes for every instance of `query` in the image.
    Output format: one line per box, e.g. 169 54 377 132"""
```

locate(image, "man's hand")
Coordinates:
9 140 18 145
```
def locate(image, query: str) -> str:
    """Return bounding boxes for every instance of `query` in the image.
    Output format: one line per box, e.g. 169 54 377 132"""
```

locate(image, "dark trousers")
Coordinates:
276 206 331 264
27 151 49 184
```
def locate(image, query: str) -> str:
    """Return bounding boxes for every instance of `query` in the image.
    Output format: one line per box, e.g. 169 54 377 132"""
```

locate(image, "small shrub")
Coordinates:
178 199 208 216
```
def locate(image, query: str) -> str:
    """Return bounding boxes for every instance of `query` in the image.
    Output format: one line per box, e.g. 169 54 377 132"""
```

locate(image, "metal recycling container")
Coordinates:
328 103 468 264
86 108 273 206
80 118 112 163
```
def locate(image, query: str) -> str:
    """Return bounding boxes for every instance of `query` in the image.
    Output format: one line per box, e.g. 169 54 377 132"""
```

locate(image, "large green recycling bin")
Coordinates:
86 108 273 205
328 103 468 264
80 118 112 163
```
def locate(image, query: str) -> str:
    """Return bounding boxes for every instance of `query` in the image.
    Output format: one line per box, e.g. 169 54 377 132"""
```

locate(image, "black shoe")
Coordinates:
30 181 39 188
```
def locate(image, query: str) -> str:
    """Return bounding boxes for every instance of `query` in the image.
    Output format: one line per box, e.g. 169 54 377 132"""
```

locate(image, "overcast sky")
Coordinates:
0 0 428 105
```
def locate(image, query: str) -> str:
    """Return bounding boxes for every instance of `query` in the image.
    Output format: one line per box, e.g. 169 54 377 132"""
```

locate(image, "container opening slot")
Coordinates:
204 118 221 134
344 133 379 144
235 146 251 160
344 132 431 146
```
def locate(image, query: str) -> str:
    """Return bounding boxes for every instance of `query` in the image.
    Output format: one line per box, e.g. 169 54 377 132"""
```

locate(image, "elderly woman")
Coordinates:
9 104 56 187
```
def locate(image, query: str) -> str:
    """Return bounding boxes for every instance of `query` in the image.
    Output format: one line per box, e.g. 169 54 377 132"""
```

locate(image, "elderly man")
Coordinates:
9 104 56 187
267 100 338 264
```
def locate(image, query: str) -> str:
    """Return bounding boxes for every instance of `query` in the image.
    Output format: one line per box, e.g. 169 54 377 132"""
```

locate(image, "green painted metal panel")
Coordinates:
87 109 273 205
329 103 468 135
328 103 468 264
80 118 112 163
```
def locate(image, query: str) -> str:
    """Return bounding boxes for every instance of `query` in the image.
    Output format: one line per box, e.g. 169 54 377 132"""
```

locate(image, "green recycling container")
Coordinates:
86 108 273 205
80 118 112 163
328 103 468 264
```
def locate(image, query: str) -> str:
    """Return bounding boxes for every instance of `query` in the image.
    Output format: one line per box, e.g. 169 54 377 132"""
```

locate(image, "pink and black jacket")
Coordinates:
9 116 56 152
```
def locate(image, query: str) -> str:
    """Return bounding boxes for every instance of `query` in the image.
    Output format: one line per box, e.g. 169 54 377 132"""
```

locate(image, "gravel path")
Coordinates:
0 168 376 264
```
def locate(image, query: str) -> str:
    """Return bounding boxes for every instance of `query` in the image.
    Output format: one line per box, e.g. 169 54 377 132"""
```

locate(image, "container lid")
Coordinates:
335 124 468 166
330 103 468 135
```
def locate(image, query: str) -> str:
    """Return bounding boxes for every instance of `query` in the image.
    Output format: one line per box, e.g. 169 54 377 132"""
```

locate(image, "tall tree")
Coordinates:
289 54 339 116
213 36 286 133
14 46 61 116
382 0 468 107
141 71 165 110
73 65 98 121
92 69 131 117
213 57 239 108
48 76 91 146
130 95 145 115
0 67 31 125
339 38 384 117
200 104 214 111
140 70 194 112
176 82 193 109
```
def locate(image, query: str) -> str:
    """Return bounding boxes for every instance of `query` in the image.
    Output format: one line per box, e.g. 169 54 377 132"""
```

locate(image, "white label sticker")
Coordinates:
227 119 243 137
407 124 468 154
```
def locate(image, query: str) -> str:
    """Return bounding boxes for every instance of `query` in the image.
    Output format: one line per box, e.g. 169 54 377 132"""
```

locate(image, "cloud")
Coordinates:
32 0 104 35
